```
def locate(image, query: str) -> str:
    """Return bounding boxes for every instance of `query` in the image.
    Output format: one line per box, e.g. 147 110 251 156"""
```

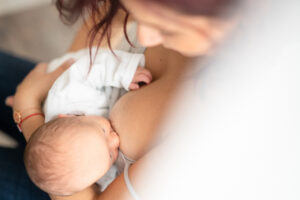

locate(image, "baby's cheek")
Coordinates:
109 92 133 133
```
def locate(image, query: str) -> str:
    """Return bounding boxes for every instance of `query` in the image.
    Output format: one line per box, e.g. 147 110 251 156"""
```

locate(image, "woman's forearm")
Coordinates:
50 184 100 200
13 61 74 141
21 112 44 141
13 89 43 141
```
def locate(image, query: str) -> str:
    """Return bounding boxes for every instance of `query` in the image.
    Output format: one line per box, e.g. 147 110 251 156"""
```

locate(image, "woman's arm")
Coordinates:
12 5 127 140
11 13 100 140
13 61 74 140
49 185 100 200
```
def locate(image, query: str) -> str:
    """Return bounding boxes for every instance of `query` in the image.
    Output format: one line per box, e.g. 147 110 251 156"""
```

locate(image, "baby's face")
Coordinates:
59 114 120 164
56 114 120 193
81 115 120 163
26 115 121 196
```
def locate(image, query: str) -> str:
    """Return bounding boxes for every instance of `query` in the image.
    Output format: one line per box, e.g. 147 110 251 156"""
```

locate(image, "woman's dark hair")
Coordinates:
56 0 128 61
55 0 237 53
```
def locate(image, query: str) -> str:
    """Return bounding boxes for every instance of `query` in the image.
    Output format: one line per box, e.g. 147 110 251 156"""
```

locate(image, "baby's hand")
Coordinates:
129 67 152 90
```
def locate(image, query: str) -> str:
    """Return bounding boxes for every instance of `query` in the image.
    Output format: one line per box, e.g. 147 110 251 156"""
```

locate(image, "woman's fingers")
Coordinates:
51 59 75 78
35 62 48 72
5 96 14 107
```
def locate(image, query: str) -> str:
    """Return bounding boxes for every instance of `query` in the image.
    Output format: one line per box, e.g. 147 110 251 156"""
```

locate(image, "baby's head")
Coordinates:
24 115 120 196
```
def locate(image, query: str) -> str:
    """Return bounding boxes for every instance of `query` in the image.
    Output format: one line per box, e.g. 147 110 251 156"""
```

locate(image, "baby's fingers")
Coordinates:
136 67 152 81
129 83 139 90
132 73 152 85
51 59 75 78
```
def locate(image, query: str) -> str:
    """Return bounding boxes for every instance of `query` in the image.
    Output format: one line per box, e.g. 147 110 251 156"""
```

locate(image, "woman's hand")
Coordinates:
10 59 74 140
5 96 14 107
13 59 74 112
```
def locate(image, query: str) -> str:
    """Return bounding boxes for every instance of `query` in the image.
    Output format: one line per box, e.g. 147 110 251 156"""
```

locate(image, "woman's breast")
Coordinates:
109 74 183 160
109 45 189 160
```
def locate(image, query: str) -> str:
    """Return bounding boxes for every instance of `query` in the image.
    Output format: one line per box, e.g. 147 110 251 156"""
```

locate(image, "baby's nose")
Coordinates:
109 131 120 149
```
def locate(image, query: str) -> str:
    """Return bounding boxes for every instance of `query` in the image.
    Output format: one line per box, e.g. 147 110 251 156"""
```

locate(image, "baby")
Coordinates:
24 48 151 196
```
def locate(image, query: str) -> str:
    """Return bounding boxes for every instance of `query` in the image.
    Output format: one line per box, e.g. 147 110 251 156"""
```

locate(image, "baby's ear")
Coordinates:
57 114 75 118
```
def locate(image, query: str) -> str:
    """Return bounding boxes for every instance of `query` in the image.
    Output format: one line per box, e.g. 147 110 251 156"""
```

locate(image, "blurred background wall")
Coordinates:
0 0 79 146
0 0 79 61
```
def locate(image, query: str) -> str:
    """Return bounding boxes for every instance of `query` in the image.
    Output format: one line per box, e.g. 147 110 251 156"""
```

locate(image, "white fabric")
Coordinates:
44 49 145 122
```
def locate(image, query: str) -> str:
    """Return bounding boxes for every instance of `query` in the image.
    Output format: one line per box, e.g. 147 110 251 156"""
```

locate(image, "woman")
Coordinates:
1 0 239 199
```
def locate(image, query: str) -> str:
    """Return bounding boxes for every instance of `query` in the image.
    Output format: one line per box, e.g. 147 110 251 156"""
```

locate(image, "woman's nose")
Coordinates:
137 24 163 47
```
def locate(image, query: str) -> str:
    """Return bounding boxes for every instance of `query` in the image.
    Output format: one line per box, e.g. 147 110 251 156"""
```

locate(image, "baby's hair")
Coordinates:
24 117 87 195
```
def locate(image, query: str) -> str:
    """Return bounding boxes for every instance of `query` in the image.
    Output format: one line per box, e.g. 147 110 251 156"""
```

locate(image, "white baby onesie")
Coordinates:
44 48 145 122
